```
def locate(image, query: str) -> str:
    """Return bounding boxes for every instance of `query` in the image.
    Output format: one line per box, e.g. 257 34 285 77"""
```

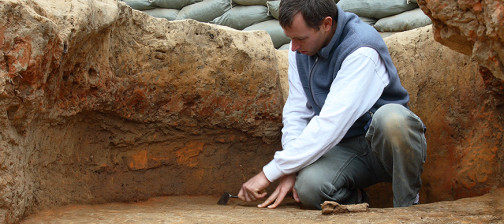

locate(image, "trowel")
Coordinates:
217 192 238 205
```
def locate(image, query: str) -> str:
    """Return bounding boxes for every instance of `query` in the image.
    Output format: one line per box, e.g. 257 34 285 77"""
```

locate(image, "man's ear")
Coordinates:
321 16 333 32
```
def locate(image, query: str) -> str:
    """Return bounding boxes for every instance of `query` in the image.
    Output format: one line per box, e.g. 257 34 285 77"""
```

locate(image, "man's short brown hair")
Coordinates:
279 0 338 30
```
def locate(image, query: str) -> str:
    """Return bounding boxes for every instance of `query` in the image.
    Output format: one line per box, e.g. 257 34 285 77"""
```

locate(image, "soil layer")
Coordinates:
21 189 504 223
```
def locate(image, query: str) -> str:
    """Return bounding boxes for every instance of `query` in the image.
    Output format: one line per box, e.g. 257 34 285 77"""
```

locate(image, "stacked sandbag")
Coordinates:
121 0 230 22
142 8 179 20
373 8 431 32
175 0 232 22
120 0 287 49
278 43 290 50
122 0 156 10
218 0 289 48
337 0 431 35
233 0 267 5
120 0 432 49
240 1 290 49
359 17 378 26
152 0 203 9
337 0 418 19
210 5 272 30
244 19 290 49
266 0 280 19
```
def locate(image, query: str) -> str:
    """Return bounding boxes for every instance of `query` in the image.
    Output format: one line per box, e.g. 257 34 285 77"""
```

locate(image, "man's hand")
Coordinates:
238 171 270 202
258 173 299 209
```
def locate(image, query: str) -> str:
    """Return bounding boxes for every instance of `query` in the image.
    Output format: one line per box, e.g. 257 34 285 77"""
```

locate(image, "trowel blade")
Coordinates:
217 192 238 205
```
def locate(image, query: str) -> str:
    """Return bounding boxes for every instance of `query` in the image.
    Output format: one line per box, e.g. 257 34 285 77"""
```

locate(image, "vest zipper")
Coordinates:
309 57 320 108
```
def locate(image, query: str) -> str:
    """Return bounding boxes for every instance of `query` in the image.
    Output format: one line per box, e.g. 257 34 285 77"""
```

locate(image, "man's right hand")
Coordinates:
238 171 270 202
258 173 299 209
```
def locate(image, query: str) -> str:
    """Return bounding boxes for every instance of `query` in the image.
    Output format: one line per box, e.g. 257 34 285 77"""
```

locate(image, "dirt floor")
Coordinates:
20 189 504 223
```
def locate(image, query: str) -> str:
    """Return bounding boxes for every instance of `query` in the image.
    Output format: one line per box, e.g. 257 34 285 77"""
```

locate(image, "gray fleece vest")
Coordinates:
296 6 409 139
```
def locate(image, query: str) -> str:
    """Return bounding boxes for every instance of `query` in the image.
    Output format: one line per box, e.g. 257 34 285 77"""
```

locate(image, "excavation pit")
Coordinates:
2 0 504 223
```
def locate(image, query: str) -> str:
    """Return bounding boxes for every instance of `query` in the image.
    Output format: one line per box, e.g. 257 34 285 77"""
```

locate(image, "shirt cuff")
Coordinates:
262 160 283 182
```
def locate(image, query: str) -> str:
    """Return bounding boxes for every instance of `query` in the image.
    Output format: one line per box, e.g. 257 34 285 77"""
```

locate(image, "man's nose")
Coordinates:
290 40 300 52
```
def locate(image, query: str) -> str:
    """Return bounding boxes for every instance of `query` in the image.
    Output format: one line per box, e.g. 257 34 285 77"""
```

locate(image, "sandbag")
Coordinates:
211 5 272 30
151 0 203 9
337 0 418 19
279 43 290 50
142 8 179 20
243 19 290 49
266 1 280 19
374 8 431 32
233 0 267 6
176 0 232 22
122 0 155 10
359 16 377 26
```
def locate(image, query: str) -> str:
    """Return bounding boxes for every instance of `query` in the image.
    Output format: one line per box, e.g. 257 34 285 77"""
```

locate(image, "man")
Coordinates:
238 0 426 209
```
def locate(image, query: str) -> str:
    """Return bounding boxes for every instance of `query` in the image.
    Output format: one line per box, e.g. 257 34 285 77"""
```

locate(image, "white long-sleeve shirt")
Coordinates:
262 45 391 182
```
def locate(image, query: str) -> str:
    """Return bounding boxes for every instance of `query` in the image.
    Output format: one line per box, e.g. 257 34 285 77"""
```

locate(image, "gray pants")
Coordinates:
294 104 427 209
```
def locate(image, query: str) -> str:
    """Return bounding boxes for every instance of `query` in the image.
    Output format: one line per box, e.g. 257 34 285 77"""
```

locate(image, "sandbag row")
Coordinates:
121 0 290 49
123 0 284 10
121 0 431 49
337 0 431 34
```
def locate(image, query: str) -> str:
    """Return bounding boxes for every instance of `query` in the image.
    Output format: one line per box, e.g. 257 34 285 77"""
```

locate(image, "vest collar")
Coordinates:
317 6 347 60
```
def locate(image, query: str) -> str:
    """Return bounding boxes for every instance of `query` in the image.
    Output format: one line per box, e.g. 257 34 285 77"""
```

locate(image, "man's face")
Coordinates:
283 13 332 56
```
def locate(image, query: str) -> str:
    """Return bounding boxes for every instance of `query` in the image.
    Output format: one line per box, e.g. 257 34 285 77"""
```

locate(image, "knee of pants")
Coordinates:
369 104 426 164
371 104 417 140
372 104 410 130
294 171 334 209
